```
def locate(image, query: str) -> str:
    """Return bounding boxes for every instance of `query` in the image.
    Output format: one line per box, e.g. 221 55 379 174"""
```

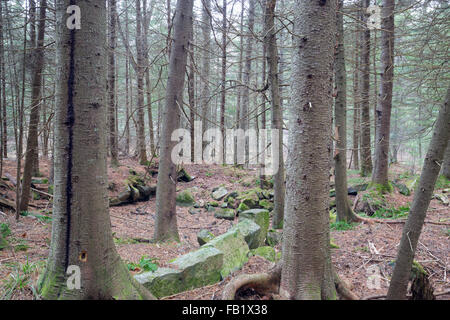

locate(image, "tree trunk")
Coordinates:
0 0 6 159
201 0 211 147
352 14 360 171
443 142 450 179
143 0 155 157
38 0 153 300
239 0 255 167
280 0 337 300
154 0 193 242
372 0 395 191
387 87 450 300
360 0 373 177
334 0 360 223
264 0 284 229
108 0 118 166
135 0 147 164
220 0 227 163
19 0 47 213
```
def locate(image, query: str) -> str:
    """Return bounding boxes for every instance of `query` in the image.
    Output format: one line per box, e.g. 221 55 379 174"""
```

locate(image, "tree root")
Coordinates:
222 264 359 300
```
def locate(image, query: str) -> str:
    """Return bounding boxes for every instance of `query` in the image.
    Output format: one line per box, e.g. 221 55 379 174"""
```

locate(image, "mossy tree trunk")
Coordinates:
154 0 193 242
280 0 337 300
387 87 450 300
39 0 153 300
443 142 450 179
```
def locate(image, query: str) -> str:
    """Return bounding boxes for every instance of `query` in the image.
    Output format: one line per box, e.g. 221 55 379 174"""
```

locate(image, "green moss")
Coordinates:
435 175 450 189
250 246 276 262
237 202 250 213
330 238 339 249
176 190 195 207
368 181 394 194
259 199 274 211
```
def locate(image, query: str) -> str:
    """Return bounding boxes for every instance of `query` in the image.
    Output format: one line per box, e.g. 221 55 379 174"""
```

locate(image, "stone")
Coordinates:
239 209 270 247
230 218 263 250
188 208 201 215
405 177 418 191
176 189 195 207
197 229 215 245
214 208 235 221
134 268 183 299
394 182 410 196
258 199 274 211
266 230 282 247
434 193 449 206
204 229 249 278
251 246 276 262
237 202 250 213
211 187 228 201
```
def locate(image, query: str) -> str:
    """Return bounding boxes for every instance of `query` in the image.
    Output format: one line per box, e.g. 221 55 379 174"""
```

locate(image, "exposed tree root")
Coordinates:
222 264 359 300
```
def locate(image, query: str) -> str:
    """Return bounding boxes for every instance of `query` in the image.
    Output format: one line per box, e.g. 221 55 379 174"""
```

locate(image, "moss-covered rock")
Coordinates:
170 247 223 289
250 246 276 262
197 229 215 245
230 218 263 250
211 187 228 201
239 209 270 247
204 229 249 278
134 268 183 299
266 230 282 247
214 208 235 220
237 202 250 213
259 199 274 211
176 189 195 207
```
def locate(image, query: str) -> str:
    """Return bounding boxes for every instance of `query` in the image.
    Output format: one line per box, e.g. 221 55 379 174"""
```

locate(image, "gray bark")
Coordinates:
154 0 193 242
280 0 337 300
39 0 153 300
372 0 395 190
387 87 450 300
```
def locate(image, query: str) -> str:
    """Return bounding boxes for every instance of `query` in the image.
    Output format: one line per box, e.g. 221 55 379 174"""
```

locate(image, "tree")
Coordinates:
201 0 212 146
239 0 255 167
38 0 153 300
154 0 194 242
263 0 284 229
0 0 6 159
19 0 47 213
372 0 395 191
220 0 227 163
280 0 337 299
108 0 118 165
334 0 360 223
360 0 373 176
135 0 148 164
387 86 450 300
443 142 450 179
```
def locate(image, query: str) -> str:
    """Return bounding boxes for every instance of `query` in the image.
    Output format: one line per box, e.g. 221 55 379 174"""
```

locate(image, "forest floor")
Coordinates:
0 157 449 300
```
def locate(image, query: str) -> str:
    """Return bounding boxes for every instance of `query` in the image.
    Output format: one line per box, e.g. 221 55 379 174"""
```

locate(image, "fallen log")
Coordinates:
109 184 157 207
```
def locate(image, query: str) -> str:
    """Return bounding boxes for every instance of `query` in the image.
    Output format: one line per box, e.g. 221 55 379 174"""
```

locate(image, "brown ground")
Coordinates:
0 158 448 300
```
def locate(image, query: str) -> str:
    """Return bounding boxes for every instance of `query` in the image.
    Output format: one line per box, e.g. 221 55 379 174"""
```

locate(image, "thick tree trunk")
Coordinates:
154 0 193 242
264 0 284 229
360 0 373 176
135 0 147 164
387 87 450 300
334 0 360 223
280 0 337 300
19 0 47 212
372 0 395 191
38 0 153 300
108 0 118 165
